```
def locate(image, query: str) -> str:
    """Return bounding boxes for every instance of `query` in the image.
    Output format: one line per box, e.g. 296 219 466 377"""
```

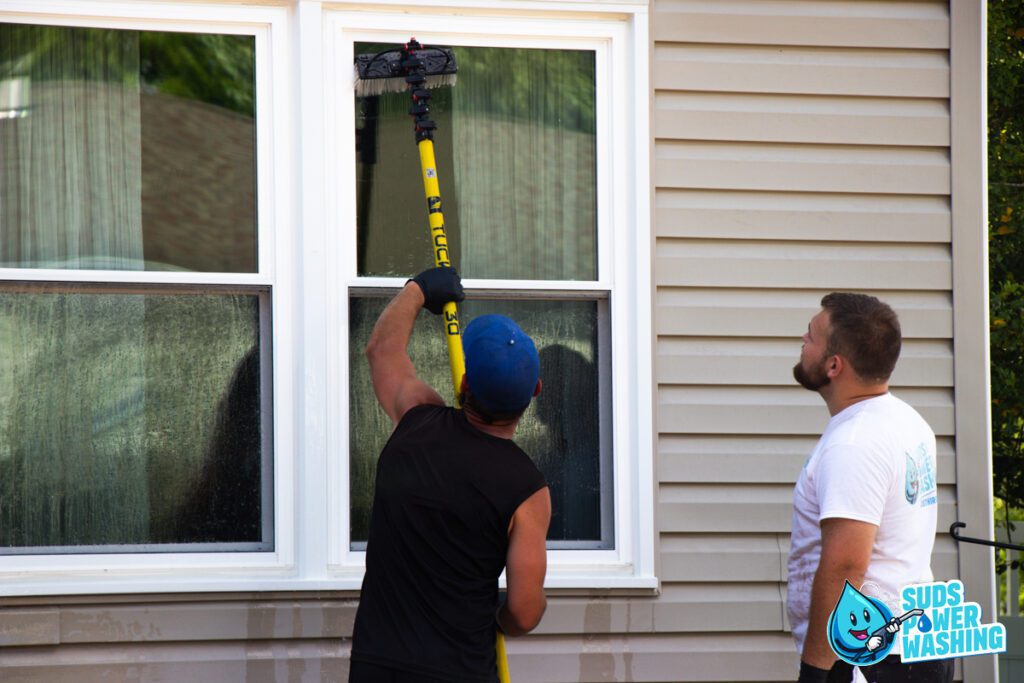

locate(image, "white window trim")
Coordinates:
0 0 653 595
0 1 299 595
322 4 655 590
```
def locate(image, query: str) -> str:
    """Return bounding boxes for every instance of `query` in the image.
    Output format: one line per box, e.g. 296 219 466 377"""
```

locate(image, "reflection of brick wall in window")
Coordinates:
141 91 256 273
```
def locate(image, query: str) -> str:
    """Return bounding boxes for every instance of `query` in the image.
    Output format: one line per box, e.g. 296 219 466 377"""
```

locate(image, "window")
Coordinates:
327 10 654 588
0 3 296 592
0 22 273 554
0 0 651 594
347 43 612 550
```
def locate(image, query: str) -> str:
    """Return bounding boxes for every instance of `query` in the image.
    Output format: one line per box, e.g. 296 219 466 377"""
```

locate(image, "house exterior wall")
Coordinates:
0 1 993 682
650 0 973 680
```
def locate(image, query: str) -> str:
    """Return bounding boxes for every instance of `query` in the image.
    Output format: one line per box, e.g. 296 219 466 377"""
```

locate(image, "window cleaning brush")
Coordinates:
353 38 464 399
354 39 457 97
353 39 514 683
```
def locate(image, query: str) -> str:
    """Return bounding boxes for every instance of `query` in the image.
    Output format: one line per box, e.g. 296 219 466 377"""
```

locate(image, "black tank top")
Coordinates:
351 405 547 681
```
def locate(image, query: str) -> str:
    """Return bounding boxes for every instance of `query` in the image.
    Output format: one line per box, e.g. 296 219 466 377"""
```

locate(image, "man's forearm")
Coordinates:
365 282 424 364
496 593 546 637
802 518 874 669
802 561 868 668
802 565 844 669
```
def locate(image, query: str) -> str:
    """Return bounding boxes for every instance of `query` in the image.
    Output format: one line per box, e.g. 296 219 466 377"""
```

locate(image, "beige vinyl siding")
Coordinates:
649 0 955 681
0 1 979 682
0 595 354 681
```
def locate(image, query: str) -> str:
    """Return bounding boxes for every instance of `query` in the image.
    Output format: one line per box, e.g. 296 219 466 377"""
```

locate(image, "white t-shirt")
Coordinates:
787 393 938 657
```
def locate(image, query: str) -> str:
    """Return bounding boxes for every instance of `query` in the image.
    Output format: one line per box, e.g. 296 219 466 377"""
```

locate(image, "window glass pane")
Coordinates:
355 45 596 281
0 286 271 552
349 295 609 548
0 24 257 272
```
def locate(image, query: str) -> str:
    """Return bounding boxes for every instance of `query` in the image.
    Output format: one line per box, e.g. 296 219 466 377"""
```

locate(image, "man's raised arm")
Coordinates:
365 268 464 424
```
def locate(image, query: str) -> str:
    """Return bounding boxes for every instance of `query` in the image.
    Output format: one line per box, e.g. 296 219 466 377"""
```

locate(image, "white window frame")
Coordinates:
0 1 298 595
321 4 655 590
0 0 653 595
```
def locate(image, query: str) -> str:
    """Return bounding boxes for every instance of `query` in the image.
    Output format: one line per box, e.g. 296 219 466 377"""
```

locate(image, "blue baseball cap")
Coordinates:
462 314 540 414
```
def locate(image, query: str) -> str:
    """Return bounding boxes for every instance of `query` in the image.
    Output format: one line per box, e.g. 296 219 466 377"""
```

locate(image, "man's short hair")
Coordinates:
820 292 902 383
460 389 530 424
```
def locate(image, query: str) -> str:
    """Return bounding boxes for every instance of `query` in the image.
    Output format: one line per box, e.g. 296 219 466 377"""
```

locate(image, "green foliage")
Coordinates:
0 23 254 117
354 42 595 132
139 32 255 117
989 0 1024 511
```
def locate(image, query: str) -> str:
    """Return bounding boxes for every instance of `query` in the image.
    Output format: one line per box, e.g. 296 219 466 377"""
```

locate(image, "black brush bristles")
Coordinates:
353 46 458 97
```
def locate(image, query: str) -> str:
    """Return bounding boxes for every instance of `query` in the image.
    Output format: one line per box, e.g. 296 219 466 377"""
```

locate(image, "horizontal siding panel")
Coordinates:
661 534 959 583
656 93 948 146
0 640 349 682
654 584 783 631
0 633 798 683
659 483 794 532
58 599 357 643
661 534 784 582
656 142 949 194
659 435 815 484
930 535 962 582
656 338 953 386
659 435 957 484
652 0 948 49
532 597 655 635
657 386 954 435
656 190 951 243
505 633 799 682
0 607 59 647
659 484 956 534
656 239 951 290
653 44 949 98
655 289 953 338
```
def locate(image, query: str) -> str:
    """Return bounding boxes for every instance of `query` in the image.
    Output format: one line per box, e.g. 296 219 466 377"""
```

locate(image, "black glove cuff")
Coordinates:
797 661 830 683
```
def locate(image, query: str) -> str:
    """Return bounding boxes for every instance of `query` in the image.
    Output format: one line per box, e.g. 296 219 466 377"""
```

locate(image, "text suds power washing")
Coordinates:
898 580 1005 662
826 579 1006 666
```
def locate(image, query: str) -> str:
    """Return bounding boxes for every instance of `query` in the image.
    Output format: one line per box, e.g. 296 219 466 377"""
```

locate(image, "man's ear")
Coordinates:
532 378 542 397
826 355 843 378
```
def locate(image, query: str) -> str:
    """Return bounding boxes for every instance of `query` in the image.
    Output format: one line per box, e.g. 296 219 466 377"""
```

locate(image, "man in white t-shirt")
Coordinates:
788 293 953 683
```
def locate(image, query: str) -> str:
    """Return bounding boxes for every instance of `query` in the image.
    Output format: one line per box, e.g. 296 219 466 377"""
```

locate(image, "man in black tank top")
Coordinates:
351 267 551 683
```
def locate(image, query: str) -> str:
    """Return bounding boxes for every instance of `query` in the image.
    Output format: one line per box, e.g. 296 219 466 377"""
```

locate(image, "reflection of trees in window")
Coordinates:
0 23 257 273
139 32 255 117
453 46 595 132
354 44 596 281
0 25 254 115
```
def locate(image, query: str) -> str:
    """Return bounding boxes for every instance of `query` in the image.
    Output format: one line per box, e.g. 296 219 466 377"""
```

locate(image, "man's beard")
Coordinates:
793 357 830 391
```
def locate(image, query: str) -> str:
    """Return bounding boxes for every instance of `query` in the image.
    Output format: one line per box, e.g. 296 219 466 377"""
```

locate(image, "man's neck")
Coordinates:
822 383 889 416
462 406 519 439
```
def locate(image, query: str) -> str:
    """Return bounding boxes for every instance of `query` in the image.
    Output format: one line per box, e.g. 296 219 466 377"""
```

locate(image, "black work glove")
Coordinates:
797 661 830 683
410 267 464 314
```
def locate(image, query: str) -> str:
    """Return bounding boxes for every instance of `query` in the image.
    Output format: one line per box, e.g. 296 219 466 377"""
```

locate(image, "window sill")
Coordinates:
0 567 658 597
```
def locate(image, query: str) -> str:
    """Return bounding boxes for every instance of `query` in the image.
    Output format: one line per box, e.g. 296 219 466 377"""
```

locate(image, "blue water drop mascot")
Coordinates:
827 581 921 666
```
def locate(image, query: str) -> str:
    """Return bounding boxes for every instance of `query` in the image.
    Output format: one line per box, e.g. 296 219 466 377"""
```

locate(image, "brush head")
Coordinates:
353 43 458 97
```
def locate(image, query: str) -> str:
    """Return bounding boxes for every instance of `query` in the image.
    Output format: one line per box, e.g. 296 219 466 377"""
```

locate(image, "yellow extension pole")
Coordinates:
417 138 465 404
416 137 512 683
